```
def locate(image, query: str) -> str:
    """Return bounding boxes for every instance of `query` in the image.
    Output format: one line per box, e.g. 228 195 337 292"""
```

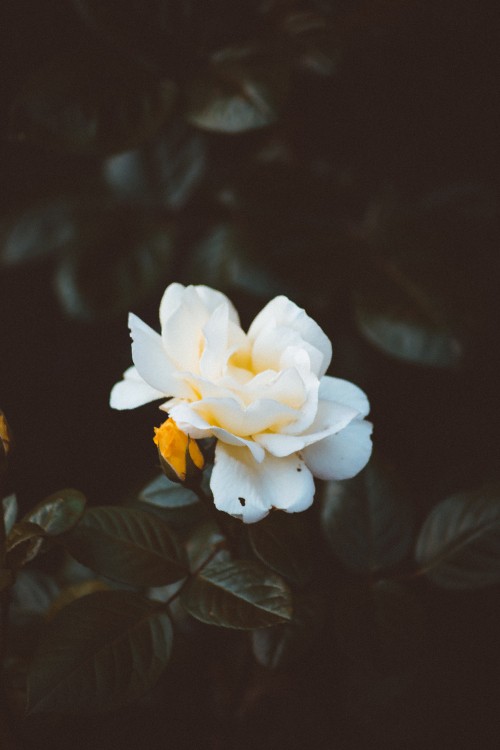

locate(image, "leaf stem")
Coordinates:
190 484 240 557
163 542 224 609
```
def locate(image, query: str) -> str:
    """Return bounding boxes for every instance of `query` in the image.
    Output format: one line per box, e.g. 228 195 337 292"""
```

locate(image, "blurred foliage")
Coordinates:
2 0 500 748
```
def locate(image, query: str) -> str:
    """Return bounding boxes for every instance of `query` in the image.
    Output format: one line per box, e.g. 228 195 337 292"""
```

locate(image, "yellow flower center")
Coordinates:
153 417 204 480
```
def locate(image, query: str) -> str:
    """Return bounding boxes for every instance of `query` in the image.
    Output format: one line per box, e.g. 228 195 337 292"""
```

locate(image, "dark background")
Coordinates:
2 1 500 748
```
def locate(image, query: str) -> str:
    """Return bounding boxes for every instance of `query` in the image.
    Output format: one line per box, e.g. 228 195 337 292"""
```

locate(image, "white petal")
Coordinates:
110 366 165 409
200 303 230 380
303 418 373 480
211 443 315 523
129 313 192 398
168 402 265 462
319 376 370 417
159 283 240 330
191 397 298 436
248 296 332 377
160 287 241 374
254 399 358 456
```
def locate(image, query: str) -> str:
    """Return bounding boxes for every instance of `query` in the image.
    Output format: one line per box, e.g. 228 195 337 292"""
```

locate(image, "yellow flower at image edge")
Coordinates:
153 417 204 483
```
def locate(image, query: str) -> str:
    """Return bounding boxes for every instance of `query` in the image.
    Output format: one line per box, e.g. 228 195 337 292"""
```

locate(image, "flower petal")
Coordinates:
109 366 165 410
129 313 192 398
211 443 315 523
302 418 373 480
248 296 332 377
159 285 241 373
254 399 359 456
168 401 265 462
319 376 370 417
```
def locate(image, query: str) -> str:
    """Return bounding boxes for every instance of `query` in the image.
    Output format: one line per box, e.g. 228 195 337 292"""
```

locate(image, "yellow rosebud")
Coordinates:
153 417 204 484
0 411 12 459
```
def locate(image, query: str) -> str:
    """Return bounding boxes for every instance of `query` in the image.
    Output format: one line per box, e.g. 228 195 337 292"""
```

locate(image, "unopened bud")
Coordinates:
0 410 12 472
153 417 204 484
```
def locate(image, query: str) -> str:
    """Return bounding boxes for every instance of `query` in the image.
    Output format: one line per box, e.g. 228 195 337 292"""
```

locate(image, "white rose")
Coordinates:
110 283 373 522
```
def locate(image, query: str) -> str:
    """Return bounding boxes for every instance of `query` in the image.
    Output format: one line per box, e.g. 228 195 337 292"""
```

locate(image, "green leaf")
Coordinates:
186 223 279 299
352 255 463 368
6 522 46 569
185 45 289 133
181 559 292 629
139 474 198 509
2 494 18 535
321 457 413 574
415 485 500 589
0 200 75 268
23 489 86 536
248 511 314 587
27 590 172 713
10 57 177 155
54 206 176 321
251 592 324 669
185 521 229 571
64 506 188 586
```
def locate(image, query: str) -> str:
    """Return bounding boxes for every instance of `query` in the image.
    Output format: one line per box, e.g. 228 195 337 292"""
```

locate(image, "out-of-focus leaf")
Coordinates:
6 523 45 569
139 474 198 509
353 253 463 368
282 9 340 76
103 122 207 209
27 590 172 713
23 489 86 537
54 205 176 321
185 45 289 133
2 494 18 536
11 570 60 619
0 200 76 267
186 224 280 298
251 592 324 669
415 485 500 589
10 57 177 155
64 506 188 586
248 511 314 587
181 559 292 629
46 580 110 620
321 457 413 574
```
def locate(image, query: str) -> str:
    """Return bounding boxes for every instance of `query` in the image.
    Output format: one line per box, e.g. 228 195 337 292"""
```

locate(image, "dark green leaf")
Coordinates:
185 45 289 133
415 485 500 589
248 511 314 587
64 506 188 586
352 255 463 368
54 207 176 321
321 457 413 574
186 224 279 298
103 122 206 210
2 494 17 536
0 200 75 267
6 522 46 569
181 559 292 629
185 521 229 571
139 474 198 509
10 58 177 155
27 590 172 713
23 489 86 536
251 592 324 669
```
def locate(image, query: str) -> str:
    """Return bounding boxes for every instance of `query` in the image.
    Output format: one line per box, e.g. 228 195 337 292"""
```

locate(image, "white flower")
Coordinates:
110 284 373 522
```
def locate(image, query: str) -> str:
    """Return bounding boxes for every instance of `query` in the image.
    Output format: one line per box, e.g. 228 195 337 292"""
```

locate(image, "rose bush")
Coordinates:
110 284 373 522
